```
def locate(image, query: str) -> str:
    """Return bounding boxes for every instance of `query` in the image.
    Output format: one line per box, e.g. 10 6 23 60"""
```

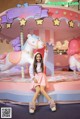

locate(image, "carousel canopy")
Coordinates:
0 3 80 43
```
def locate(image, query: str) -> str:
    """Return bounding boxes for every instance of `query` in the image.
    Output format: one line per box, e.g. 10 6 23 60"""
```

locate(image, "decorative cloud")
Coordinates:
1 4 48 24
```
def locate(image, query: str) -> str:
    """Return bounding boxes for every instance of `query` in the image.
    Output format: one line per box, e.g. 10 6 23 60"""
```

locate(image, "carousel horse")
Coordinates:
0 34 44 72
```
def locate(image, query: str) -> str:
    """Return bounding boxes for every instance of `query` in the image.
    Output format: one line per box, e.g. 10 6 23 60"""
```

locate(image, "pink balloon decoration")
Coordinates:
67 38 80 55
76 37 80 46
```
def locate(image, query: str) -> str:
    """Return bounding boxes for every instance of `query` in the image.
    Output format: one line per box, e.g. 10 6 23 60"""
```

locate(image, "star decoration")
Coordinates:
63 12 67 15
53 18 60 26
36 19 44 25
68 20 74 28
20 18 26 26
6 23 11 28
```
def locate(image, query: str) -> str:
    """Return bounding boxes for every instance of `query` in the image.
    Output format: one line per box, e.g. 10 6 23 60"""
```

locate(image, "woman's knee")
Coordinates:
36 86 41 93
40 86 45 93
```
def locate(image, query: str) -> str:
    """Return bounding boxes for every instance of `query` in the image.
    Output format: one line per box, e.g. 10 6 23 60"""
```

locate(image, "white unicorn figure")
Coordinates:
0 34 44 72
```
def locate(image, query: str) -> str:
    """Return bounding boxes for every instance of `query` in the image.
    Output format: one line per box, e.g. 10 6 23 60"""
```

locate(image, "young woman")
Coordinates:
29 49 56 113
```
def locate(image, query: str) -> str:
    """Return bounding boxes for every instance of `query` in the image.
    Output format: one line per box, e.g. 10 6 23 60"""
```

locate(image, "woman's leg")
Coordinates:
40 86 51 101
40 86 56 111
29 86 41 113
32 86 41 103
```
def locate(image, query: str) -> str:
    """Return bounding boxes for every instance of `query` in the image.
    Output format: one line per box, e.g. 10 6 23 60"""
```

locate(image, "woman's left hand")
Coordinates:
33 78 38 83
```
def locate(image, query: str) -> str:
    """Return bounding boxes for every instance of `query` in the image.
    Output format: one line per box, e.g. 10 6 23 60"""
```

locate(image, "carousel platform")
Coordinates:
0 71 80 104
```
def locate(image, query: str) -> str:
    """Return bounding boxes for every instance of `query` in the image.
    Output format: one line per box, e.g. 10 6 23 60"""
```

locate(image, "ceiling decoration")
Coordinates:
68 20 74 27
53 18 60 26
20 18 27 26
0 2 80 41
6 23 12 29
36 19 44 25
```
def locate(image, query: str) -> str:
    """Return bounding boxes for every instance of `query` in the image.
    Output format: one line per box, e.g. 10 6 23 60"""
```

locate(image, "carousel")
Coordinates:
0 2 80 105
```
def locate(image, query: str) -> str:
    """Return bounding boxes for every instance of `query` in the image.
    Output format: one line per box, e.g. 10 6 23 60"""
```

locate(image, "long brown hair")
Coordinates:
33 52 44 73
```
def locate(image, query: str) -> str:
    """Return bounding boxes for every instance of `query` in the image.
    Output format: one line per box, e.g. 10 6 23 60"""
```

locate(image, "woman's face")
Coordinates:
36 54 41 62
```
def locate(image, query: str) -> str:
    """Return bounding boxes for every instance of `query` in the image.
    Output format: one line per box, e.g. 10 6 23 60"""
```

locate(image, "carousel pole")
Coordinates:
20 25 25 79
19 18 27 80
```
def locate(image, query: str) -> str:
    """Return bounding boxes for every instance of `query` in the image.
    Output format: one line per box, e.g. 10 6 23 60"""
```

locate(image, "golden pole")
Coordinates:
20 25 25 79
19 18 27 81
